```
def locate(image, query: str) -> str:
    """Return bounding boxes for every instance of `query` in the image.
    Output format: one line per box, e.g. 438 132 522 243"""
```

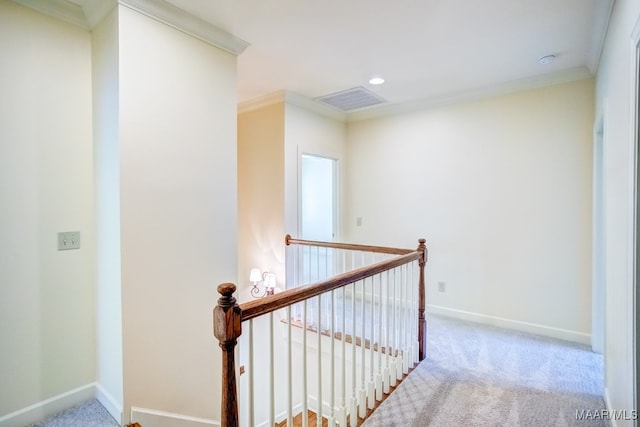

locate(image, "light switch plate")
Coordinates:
58 231 81 250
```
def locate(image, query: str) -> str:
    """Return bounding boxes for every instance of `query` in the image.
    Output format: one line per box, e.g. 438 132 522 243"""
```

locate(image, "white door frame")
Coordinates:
630 14 640 425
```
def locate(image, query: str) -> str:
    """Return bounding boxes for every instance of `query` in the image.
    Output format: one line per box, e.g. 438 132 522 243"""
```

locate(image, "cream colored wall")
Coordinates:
92 6 123 421
0 0 96 419
237 103 285 300
284 103 347 239
595 0 640 423
117 5 238 423
345 79 594 343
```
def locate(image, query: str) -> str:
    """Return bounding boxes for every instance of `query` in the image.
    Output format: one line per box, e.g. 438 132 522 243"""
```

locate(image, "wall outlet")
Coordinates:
438 281 446 292
58 231 81 250
356 217 362 227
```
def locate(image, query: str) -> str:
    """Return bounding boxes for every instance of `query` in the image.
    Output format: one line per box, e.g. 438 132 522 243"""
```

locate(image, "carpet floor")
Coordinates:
363 314 608 427
27 399 118 427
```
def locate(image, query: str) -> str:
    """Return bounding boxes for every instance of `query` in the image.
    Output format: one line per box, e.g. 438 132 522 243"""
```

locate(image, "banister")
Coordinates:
240 250 421 322
285 234 414 255
213 283 241 427
214 236 428 427
418 238 427 361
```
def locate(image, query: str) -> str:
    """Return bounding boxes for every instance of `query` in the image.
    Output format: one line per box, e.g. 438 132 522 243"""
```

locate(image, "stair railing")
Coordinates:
214 236 427 427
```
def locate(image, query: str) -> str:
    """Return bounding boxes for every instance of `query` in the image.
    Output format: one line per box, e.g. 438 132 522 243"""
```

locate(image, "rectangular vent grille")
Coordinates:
314 86 386 111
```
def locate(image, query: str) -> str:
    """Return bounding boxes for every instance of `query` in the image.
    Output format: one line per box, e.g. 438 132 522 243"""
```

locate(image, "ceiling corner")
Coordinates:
82 0 117 29
11 0 89 29
586 0 615 73
119 0 249 56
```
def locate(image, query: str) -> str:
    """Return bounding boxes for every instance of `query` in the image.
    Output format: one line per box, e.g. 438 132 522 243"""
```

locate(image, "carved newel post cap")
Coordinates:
214 282 241 342
217 282 236 296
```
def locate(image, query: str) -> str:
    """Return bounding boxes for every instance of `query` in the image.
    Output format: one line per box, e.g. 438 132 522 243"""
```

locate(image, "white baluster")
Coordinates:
389 268 397 387
360 279 365 410
287 306 293 427
351 282 357 419
303 300 308 427
317 294 322 426
376 272 383 401
368 276 375 410
248 319 254 427
330 290 335 427
269 313 275 426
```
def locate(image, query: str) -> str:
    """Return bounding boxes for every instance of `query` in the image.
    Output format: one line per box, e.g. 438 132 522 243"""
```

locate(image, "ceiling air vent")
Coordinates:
314 86 386 111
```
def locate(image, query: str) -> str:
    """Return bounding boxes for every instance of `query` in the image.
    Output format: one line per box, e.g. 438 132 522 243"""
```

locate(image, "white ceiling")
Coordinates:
160 0 611 114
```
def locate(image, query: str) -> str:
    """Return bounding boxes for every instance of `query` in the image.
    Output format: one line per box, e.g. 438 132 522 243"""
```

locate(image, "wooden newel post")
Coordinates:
214 283 242 427
417 238 428 361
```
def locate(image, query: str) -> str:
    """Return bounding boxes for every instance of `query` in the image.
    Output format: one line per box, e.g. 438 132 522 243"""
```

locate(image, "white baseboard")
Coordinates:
427 304 591 345
130 406 220 427
96 383 123 425
0 383 95 427
604 387 618 427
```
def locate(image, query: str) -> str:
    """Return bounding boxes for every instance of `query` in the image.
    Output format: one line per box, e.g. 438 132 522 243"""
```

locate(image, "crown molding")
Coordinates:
11 0 89 29
586 0 615 73
118 0 248 55
238 90 347 122
10 0 248 56
347 66 594 122
237 91 286 114
284 91 346 122
83 0 117 29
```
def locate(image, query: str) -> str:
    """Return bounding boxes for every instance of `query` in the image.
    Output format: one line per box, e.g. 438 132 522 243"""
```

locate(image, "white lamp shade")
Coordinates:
249 268 262 283
264 273 276 288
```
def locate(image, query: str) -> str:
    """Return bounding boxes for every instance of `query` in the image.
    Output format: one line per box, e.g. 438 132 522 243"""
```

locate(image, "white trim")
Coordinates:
238 90 347 122
82 0 117 29
238 91 286 114
592 113 607 355
0 383 95 427
427 304 591 345
118 0 248 55
629 13 640 426
284 91 347 122
586 0 615 73
348 66 593 122
130 406 220 427
10 0 248 55
604 387 619 427
95 383 123 426
10 0 89 28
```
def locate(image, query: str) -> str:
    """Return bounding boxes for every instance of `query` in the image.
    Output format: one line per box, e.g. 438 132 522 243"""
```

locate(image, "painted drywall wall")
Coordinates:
345 78 594 343
92 6 124 422
117 5 238 423
237 103 286 300
594 0 640 423
0 0 96 419
283 103 347 240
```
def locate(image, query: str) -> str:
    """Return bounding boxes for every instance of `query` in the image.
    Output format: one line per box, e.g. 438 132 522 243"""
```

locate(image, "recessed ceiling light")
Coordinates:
538 54 557 65
369 77 385 85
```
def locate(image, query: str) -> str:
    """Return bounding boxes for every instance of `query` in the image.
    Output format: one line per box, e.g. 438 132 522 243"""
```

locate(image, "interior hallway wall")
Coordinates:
0 0 96 421
117 4 238 423
237 102 285 300
594 0 640 423
345 78 594 344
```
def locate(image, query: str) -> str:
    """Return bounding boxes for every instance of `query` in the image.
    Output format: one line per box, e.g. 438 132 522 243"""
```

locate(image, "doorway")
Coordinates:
298 154 338 285
633 16 640 424
300 154 337 241
593 118 606 356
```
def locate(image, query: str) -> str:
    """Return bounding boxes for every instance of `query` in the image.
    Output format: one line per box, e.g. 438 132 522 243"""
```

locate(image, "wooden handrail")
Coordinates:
240 250 421 322
213 236 427 427
285 234 414 255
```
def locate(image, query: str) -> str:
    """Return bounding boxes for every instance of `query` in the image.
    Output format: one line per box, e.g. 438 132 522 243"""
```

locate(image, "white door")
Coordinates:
300 154 337 241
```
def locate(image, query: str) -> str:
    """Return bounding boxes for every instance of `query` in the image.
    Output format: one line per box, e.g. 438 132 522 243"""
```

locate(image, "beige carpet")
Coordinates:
363 314 608 427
